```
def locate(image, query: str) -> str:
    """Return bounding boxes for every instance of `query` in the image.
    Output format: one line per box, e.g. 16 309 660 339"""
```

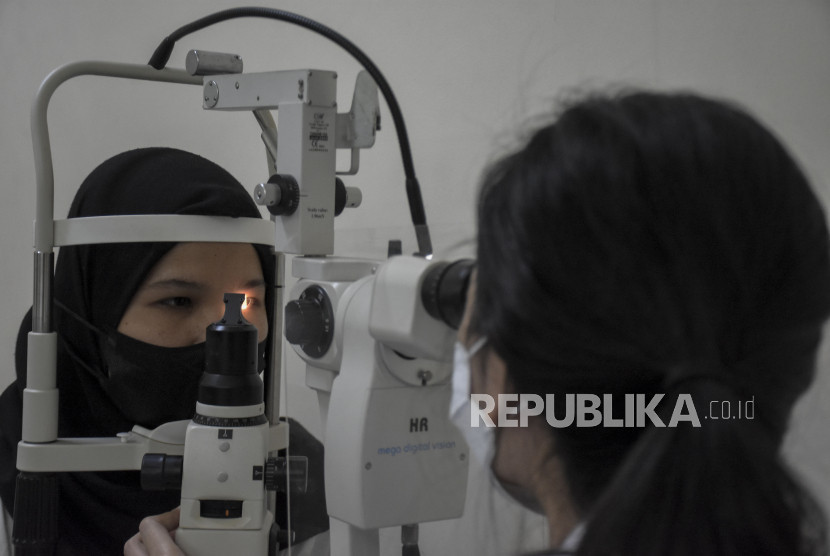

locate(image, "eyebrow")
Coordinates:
244 279 268 290
143 279 203 291
143 278 267 291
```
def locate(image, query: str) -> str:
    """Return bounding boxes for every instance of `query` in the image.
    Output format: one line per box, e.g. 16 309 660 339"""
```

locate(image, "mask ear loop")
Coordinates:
54 299 106 336
466 336 489 396
468 336 488 358
53 299 110 380
450 336 488 419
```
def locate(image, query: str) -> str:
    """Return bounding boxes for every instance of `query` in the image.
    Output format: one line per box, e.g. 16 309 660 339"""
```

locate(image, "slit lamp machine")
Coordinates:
13 8 472 556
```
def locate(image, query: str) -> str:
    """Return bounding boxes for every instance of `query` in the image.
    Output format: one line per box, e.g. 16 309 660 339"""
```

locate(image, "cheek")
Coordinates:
249 308 270 342
469 364 485 395
161 316 211 346
119 314 205 347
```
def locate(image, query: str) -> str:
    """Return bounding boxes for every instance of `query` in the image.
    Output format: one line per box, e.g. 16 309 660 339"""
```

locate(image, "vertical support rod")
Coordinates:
330 518 380 556
265 252 285 522
14 254 58 554
32 251 53 333
22 59 200 556
265 251 285 424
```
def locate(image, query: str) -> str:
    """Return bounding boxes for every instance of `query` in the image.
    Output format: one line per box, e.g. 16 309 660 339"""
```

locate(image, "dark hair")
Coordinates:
473 91 830 555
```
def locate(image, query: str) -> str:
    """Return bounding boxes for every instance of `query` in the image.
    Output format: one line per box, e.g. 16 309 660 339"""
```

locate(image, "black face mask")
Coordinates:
99 331 268 430
58 303 268 430
100 331 206 429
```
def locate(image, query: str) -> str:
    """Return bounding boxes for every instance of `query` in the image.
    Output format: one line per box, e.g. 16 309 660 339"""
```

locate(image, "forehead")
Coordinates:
143 242 264 283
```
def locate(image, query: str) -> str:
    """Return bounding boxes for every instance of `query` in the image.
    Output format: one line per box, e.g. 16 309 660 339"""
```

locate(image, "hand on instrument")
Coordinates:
124 507 185 556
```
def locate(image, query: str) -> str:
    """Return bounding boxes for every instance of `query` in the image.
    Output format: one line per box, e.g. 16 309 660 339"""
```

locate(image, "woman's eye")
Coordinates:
159 296 192 309
242 296 260 309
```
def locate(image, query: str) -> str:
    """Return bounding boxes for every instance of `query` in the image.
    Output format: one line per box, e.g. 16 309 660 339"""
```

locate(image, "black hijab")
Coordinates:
0 148 322 554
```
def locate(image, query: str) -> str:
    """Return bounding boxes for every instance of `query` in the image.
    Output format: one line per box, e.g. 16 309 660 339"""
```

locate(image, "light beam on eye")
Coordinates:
241 297 252 310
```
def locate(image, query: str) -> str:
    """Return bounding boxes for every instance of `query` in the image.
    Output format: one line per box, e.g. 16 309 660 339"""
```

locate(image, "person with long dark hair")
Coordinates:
0 148 328 555
115 92 830 555
455 91 830 555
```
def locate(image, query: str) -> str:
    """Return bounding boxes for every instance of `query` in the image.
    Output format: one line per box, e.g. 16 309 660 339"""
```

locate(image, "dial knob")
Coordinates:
284 286 334 358
254 174 300 216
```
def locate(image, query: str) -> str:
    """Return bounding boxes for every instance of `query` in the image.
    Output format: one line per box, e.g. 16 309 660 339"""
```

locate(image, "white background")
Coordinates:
1 0 829 551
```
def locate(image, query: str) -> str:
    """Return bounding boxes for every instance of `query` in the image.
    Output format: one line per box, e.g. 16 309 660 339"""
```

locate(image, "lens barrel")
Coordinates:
199 293 263 406
421 259 475 330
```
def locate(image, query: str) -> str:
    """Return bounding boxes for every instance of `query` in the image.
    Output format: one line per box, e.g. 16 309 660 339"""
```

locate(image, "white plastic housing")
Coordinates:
369 256 455 362
324 276 468 529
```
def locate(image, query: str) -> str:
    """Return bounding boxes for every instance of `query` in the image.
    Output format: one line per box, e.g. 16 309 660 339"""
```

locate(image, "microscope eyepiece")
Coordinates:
421 259 475 330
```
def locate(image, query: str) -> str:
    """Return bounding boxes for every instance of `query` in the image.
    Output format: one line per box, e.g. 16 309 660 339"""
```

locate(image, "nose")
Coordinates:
188 301 227 345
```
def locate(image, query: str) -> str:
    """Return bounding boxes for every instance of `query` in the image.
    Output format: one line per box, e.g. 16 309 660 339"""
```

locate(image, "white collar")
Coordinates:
559 522 586 552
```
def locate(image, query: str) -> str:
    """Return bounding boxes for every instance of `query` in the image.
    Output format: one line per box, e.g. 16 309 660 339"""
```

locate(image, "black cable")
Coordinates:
148 7 432 256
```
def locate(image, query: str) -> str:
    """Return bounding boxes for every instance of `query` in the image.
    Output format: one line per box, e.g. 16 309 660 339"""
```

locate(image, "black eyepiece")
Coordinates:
199 293 263 406
421 259 475 329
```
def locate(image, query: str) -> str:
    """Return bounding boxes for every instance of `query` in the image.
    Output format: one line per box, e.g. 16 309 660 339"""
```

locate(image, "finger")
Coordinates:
123 533 149 556
154 507 181 532
138 515 184 556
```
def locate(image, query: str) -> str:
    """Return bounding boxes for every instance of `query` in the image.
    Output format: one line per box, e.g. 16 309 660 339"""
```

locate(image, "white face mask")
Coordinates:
450 338 544 512
450 337 492 467
450 338 548 552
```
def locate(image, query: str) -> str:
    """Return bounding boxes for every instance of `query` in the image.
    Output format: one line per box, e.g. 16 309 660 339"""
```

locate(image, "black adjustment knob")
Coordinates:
334 178 347 216
284 286 334 359
12 472 58 552
265 458 280 492
284 299 323 345
260 174 300 216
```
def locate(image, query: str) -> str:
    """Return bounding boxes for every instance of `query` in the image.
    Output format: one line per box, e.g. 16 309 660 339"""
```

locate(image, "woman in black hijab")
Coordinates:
0 147 327 555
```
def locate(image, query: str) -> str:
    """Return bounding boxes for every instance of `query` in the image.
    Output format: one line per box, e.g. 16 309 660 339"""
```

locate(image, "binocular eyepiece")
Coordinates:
421 259 475 330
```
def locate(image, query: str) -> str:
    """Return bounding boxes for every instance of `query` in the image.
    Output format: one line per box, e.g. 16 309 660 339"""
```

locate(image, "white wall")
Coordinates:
1 0 829 550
